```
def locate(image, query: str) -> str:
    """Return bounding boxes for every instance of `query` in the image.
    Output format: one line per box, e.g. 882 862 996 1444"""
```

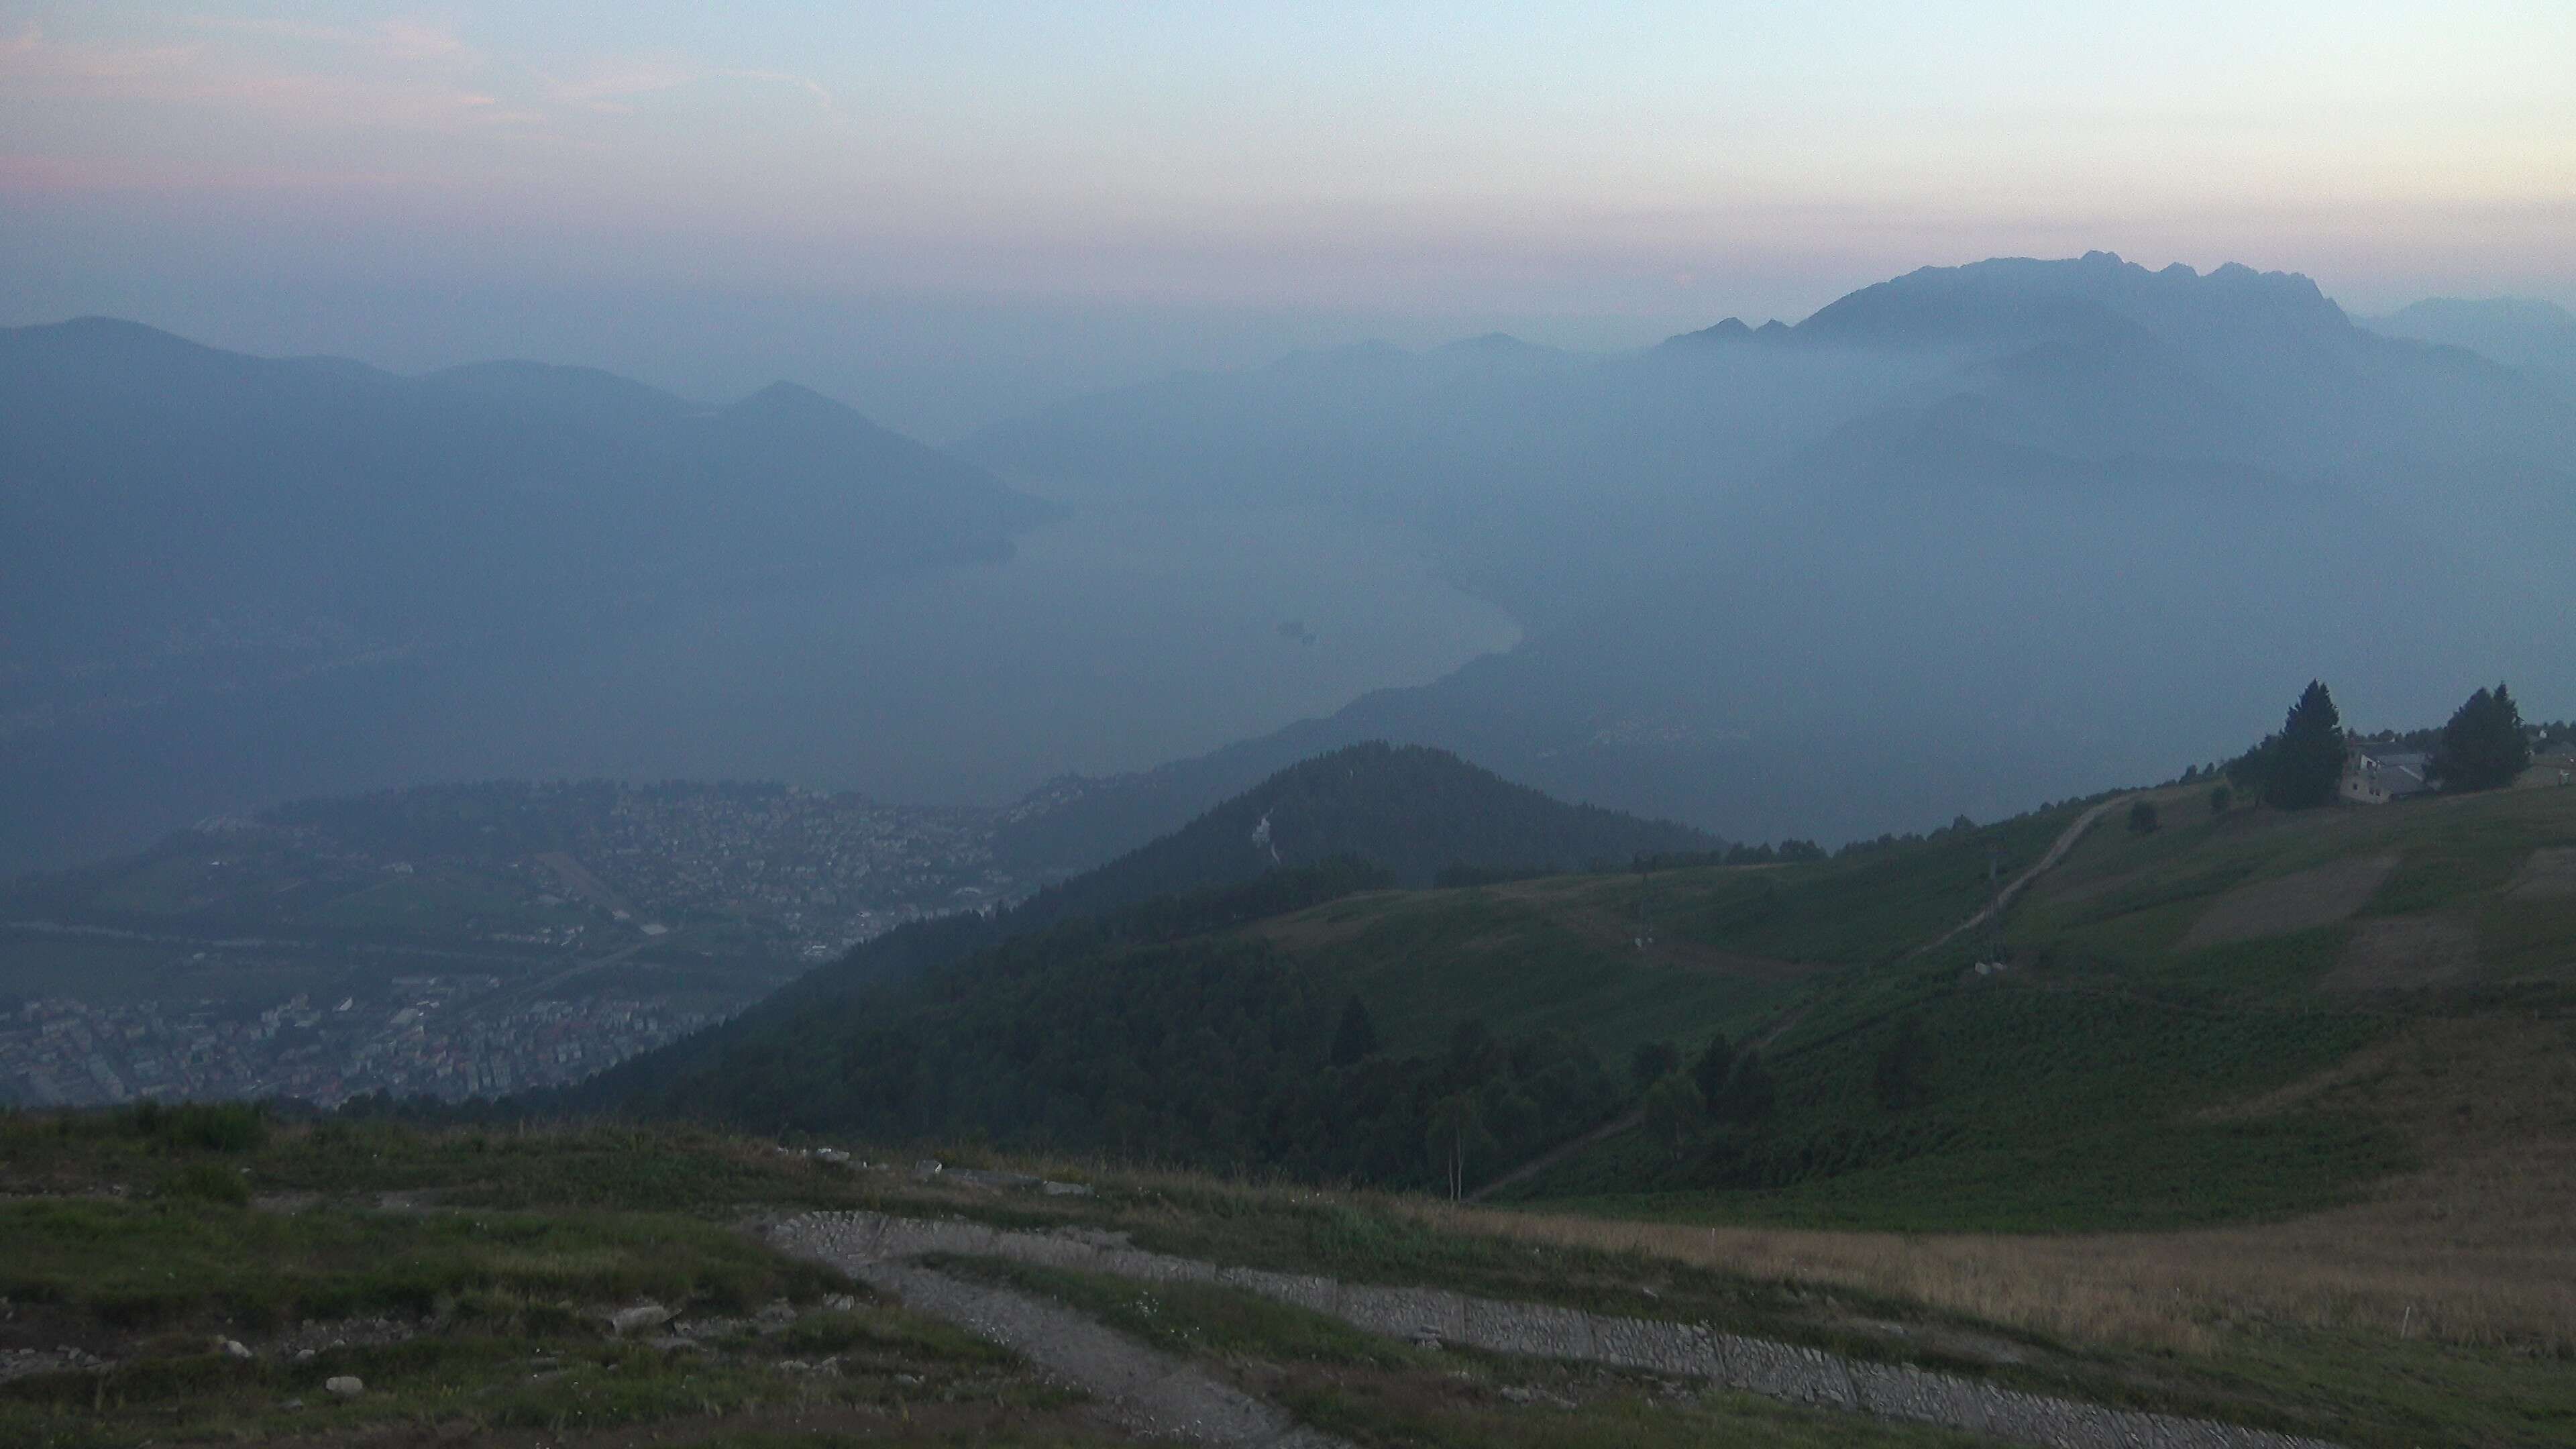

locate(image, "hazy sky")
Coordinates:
5 1 2571 435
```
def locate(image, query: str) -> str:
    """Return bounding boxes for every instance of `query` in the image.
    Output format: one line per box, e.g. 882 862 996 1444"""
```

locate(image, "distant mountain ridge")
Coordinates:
962 252 2576 855
0 317 1054 871
1 317 1049 669
2361 296 2576 394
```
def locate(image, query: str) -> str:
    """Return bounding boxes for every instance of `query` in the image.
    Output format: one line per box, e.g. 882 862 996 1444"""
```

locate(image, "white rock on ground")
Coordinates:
609 1303 672 1335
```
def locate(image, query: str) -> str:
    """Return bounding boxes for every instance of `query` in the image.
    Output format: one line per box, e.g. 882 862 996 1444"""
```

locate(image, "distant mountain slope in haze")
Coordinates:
0 317 1049 671
2361 297 2576 394
0 318 1054 873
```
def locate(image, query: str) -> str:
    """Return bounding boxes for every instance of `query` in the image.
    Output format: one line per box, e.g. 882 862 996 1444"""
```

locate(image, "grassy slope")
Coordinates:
12 786 2571 1445
0 1118 1109 1448
1446 782 2571 1232
7 1116 2563 1447
1243 803 2098 1071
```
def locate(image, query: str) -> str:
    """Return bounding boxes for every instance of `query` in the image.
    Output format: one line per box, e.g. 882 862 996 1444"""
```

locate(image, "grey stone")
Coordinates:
1460 1294 1591 1360
323 1375 364 1398
608 1302 672 1335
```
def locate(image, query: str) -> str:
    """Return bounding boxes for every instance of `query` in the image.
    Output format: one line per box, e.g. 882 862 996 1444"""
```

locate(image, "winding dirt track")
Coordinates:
853 1259 1349 1447
782 798 2173 1446
771 1212 2339 1449
1913 794 2128 958
1471 796 2129 1203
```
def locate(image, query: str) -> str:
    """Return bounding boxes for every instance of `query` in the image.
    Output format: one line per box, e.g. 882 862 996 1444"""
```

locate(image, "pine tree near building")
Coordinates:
2432 682 2531 793
2229 680 2347 810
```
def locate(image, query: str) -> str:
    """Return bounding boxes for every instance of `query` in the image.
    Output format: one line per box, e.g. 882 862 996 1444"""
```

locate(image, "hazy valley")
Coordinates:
9 256 2576 1449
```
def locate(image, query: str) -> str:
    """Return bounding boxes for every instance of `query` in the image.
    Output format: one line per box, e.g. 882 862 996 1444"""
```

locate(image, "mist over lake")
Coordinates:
0 498 1516 873
386 498 1521 807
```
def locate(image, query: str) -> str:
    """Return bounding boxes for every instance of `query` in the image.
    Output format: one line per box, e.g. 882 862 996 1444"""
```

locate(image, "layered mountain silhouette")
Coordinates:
13 256 2575 876
973 254 2576 861
2362 297 2576 396
2 318 1046 674
0 319 1051 871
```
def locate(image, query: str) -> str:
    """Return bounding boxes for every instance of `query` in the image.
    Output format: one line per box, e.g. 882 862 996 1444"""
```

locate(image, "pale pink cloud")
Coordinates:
372 21 476 64
0 25 201 84
181 14 479 64
720 68 842 115
541 56 842 117
1 25 535 131
178 15 360 46
544 58 699 112
0 151 409 193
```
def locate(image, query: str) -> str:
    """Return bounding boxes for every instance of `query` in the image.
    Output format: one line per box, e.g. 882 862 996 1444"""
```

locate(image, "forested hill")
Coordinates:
570 743 1713 1110
806 741 1710 1002
1026 741 1711 912
817 741 1708 1003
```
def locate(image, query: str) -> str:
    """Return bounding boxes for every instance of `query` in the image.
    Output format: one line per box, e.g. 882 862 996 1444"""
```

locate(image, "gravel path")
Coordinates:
1916 794 2127 957
851 1258 1351 1447
774 1212 2339 1449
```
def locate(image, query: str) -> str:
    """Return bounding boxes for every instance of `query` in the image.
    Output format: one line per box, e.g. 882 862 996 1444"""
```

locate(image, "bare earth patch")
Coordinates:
2178 853 2398 951
2505 846 2576 899
2324 916 2477 994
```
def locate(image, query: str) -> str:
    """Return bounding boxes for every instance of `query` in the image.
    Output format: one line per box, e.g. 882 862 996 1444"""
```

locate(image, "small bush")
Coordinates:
125 1100 270 1152
2127 800 2161 835
154 1163 252 1207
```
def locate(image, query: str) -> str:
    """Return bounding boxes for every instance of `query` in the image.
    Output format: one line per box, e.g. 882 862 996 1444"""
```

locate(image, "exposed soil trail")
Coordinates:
769 1211 2340 1449
1465 1107 1642 1203
853 1257 1350 1447
1915 795 2128 958
1471 804 2110 1203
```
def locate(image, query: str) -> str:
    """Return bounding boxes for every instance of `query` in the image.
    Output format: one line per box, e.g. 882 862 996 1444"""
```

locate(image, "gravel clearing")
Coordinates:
852 1258 1351 1447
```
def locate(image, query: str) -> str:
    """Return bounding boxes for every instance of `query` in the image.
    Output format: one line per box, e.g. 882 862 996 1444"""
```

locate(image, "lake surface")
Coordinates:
3 502 1519 871
407 501 1521 805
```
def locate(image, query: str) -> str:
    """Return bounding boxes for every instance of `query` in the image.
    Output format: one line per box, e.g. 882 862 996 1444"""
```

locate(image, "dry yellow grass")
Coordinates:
1406 1016 2576 1357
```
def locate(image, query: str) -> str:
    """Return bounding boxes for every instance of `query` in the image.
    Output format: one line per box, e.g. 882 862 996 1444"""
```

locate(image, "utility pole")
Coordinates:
1634 859 1655 954
1982 843 2007 964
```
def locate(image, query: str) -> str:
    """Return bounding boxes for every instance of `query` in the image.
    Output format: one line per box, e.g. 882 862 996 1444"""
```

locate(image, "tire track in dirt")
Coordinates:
851 1258 1350 1446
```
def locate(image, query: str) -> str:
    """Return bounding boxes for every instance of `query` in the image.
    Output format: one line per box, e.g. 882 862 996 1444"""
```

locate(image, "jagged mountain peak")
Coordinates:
1797 252 2347 352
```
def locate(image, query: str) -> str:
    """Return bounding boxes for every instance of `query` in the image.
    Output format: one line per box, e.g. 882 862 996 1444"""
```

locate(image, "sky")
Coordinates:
5 1 2572 437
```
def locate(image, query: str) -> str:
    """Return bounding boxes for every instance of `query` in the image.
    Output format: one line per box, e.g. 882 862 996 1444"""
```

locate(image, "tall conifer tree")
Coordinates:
2432 682 2530 792
2265 680 2347 809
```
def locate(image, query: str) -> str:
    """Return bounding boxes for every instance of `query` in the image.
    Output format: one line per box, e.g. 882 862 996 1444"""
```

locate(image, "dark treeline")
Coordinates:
1633 839 1829 871
2226 679 2548 806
